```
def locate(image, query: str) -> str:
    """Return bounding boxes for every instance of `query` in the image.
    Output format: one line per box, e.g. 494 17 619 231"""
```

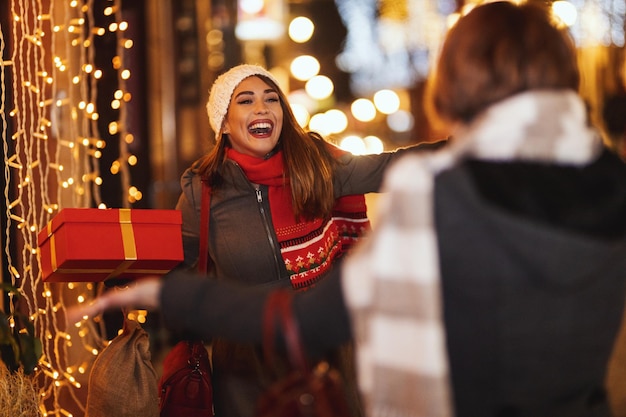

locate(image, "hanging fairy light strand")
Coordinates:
1 0 136 414
108 0 139 206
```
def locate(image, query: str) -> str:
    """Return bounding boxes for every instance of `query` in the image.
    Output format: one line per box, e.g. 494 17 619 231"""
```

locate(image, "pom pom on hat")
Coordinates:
207 64 279 137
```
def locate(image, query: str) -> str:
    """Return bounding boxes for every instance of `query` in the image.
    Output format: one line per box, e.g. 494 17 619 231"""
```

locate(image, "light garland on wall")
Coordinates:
335 0 626 97
334 0 456 96
566 0 626 47
1 0 135 415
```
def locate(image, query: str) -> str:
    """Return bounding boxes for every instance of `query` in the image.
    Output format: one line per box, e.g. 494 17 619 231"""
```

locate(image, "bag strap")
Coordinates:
197 180 211 274
187 340 208 373
262 289 309 373
188 182 211 360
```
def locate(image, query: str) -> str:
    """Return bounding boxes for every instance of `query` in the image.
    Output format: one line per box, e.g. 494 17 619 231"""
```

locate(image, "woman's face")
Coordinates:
223 76 284 158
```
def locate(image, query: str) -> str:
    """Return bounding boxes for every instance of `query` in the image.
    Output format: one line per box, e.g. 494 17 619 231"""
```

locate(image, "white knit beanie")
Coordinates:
206 64 280 137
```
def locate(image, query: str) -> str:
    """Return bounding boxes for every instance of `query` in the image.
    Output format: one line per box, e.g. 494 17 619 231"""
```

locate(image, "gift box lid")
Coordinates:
37 208 182 245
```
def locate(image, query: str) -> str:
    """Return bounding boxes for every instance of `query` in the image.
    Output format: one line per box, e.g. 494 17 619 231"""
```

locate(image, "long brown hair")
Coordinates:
425 1 580 128
195 74 337 220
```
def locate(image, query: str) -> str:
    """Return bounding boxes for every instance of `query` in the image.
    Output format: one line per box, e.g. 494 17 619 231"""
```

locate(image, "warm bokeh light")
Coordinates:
340 135 367 155
351 98 376 122
290 103 310 128
289 16 314 43
308 113 333 137
236 0 285 41
290 55 320 81
373 89 400 114
324 109 348 134
363 135 384 154
447 12 461 28
387 110 415 132
239 0 264 14
552 1 577 27
288 89 317 113
305 75 334 100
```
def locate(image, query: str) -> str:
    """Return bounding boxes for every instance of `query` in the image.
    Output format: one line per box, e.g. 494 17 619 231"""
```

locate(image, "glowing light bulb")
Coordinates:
305 75 333 100
289 16 314 43
290 55 320 81
373 89 400 114
351 98 376 122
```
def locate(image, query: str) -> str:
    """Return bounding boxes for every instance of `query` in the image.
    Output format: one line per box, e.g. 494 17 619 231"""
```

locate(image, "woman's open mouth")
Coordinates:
248 122 273 136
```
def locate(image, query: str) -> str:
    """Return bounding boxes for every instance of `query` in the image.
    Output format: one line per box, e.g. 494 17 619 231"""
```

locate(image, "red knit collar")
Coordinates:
226 148 286 187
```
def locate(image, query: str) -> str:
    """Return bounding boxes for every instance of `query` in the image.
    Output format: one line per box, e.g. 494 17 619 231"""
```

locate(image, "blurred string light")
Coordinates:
290 55 320 81
307 108 349 138
334 0 457 95
455 1 623 47
288 89 316 113
108 2 141 206
240 0 264 13
387 109 415 133
308 108 350 137
340 135 367 154
558 0 626 47
207 28 226 71
351 98 377 122
364 135 385 154
373 89 400 114
305 75 334 100
290 103 310 128
308 112 333 137
236 0 285 41
286 12 343 130
324 109 349 134
288 16 314 43
339 134 384 155
265 6 411 156
552 1 578 27
1 0 137 414
333 0 626 93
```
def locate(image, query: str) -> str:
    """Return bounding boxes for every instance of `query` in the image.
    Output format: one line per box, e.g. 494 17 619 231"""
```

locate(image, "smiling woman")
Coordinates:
164 63 439 417
177 64 373 417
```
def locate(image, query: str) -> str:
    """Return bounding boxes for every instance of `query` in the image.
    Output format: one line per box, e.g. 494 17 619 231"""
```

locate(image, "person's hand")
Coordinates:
65 276 163 324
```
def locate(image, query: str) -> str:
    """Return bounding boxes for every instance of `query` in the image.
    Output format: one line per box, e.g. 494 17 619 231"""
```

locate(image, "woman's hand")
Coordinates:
65 276 163 324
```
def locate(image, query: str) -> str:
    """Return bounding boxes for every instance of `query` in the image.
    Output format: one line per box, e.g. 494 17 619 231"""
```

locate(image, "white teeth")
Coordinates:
249 122 272 130
248 122 272 135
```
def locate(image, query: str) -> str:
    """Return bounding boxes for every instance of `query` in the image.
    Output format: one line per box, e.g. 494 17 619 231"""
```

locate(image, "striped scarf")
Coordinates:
341 90 602 417
226 147 370 289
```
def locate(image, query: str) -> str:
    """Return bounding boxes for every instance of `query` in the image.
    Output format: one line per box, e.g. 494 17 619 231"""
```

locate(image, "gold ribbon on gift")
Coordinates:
107 209 138 279
48 221 57 272
119 208 138 260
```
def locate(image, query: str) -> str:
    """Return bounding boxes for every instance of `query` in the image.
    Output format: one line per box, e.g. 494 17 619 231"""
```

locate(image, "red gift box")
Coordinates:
37 208 184 282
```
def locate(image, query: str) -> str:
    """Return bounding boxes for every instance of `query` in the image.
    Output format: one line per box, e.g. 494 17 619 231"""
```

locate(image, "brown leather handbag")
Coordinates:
256 289 353 417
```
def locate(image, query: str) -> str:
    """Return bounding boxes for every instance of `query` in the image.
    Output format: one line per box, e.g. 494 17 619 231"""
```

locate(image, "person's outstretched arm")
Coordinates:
67 267 352 359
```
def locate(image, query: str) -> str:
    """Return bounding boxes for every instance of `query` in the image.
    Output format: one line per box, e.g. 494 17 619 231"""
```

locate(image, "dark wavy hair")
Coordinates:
195 74 337 220
425 1 580 127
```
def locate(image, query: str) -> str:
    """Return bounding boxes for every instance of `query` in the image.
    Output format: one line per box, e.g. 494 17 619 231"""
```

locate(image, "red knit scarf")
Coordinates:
226 147 370 289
